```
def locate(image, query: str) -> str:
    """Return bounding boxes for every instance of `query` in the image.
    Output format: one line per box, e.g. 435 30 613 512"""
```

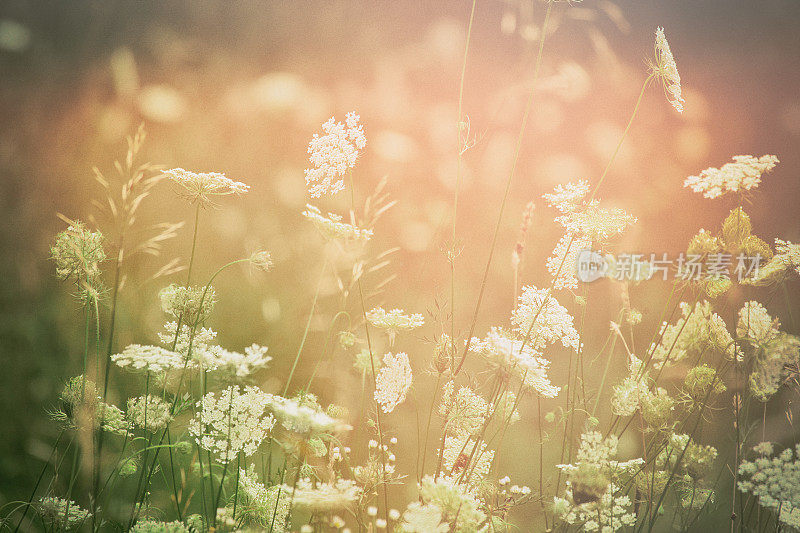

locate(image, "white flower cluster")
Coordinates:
611 355 649 417
738 442 800 529
198 344 271 379
511 285 580 352
266 394 351 435
553 483 637 532
130 520 190 533
50 221 105 282
653 27 684 113
441 433 494 485
546 233 593 290
127 395 173 432
159 284 216 324
542 180 591 213
366 307 424 346
285 478 361 512
418 475 488 532
683 155 779 199
750 239 800 285
302 204 373 242
164 167 249 206
650 301 739 368
112 344 189 373
231 467 290 529
542 182 636 289
374 352 413 413
158 321 217 357
155 322 270 379
188 385 276 463
439 381 492 436
304 112 366 198
470 327 561 398
36 496 91 529
399 501 449 533
738 301 781 345
554 432 642 532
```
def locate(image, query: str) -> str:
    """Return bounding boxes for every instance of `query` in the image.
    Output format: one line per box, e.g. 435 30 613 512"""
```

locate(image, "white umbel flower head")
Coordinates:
266 394 352 435
304 111 366 198
112 344 191 373
470 327 561 397
439 381 492 436
399 502 449 533
684 155 779 199
374 352 413 413
366 307 424 345
284 478 361 512
50 221 106 282
127 395 173 432
189 385 276 463
198 344 271 379
511 285 579 352
302 204 373 243
164 168 249 206
652 27 684 113
36 497 91 530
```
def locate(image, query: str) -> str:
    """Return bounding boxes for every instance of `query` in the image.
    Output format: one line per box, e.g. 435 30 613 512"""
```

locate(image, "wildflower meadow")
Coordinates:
1 1 799 532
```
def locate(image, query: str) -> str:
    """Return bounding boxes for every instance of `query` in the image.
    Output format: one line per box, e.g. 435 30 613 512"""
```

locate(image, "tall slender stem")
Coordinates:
449 0 478 380
283 258 328 396
454 1 553 375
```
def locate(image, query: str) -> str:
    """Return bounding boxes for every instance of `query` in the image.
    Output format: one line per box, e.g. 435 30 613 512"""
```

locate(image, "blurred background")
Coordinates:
1 0 799 528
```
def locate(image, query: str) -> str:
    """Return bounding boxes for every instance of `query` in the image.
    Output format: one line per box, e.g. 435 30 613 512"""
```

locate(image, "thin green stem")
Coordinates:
454 0 553 375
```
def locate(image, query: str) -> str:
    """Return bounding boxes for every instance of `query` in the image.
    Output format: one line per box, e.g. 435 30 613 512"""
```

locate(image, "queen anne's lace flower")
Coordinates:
439 381 492 436
249 250 273 272
652 27 684 113
302 204 373 242
470 327 560 397
554 432 642 532
51 221 105 282
399 502 449 533
611 355 649 417
188 385 276 463
374 352 413 413
658 433 718 480
36 497 91 530
304 111 366 197
285 478 361 512
738 301 781 345
230 467 290 530
127 395 173 432
441 434 494 485
164 168 249 206
553 483 637 532
158 321 218 357
546 232 593 290
749 239 800 285
542 180 590 213
130 520 190 533
511 285 579 352
159 284 216 324
112 344 191 373
650 301 739 368
266 393 351 435
555 204 637 242
367 307 424 346
684 155 779 199
418 475 488 532
198 344 271 378
748 333 800 402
